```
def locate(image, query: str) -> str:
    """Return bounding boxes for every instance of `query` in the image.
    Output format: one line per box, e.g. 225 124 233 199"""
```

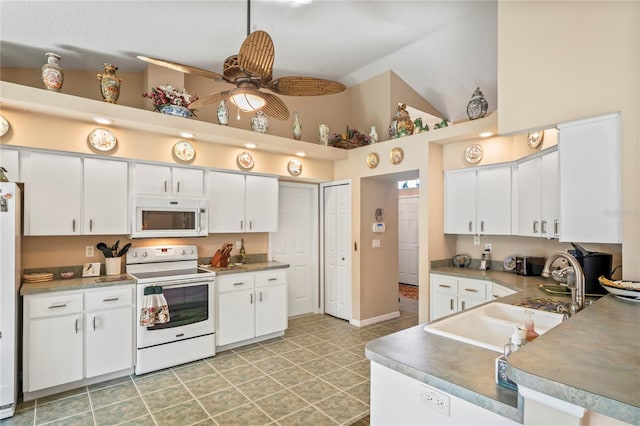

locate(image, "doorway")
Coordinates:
398 195 419 285
269 182 319 317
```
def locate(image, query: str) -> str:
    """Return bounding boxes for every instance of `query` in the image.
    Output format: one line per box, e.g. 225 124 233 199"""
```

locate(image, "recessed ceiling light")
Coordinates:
479 131 493 138
296 152 306 157
179 131 194 139
93 117 112 125
244 143 257 149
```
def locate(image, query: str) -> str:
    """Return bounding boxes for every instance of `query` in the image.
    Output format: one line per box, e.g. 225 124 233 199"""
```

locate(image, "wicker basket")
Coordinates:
331 139 368 150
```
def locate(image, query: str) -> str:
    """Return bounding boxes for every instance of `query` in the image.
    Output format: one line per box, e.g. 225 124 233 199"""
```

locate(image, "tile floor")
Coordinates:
3 294 418 426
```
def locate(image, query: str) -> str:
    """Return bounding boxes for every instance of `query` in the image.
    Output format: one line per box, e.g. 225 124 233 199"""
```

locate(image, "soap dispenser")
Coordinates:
524 310 539 342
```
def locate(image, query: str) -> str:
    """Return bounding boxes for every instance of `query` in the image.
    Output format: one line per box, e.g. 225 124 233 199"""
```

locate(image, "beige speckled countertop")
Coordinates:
200 261 289 275
366 267 639 424
20 274 135 295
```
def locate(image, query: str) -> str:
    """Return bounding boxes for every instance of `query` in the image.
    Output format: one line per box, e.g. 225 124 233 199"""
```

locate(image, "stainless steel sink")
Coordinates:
424 302 564 352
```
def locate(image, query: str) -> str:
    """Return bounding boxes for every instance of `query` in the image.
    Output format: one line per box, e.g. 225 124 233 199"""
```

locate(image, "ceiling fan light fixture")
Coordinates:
229 90 266 112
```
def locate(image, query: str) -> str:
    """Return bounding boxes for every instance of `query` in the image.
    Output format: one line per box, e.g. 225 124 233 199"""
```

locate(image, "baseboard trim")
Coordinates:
350 311 400 328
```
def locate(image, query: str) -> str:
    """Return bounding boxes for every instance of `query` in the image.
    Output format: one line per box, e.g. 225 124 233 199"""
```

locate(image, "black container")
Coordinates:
515 256 546 276
568 250 612 294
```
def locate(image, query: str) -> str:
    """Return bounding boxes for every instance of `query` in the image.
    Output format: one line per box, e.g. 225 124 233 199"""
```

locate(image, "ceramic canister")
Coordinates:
41 52 64 91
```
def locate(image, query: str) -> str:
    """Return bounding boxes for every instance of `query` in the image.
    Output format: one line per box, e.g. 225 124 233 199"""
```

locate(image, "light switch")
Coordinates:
372 239 381 248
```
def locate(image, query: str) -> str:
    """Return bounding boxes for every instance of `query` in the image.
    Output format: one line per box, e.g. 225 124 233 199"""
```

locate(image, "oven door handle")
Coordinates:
147 277 215 288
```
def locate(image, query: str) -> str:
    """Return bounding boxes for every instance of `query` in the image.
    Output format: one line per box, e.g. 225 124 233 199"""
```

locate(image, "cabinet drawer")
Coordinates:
218 273 255 293
255 270 287 287
29 293 83 319
458 279 487 298
430 274 458 295
85 287 132 310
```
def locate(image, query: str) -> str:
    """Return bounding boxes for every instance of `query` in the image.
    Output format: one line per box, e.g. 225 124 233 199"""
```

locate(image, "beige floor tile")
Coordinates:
207 353 249 372
35 394 91 425
133 370 180 395
306 342 342 357
236 375 284 401
320 368 367 390
323 350 364 366
117 415 156 426
290 377 340 404
315 393 369 425
198 388 249 417
142 384 192 412
89 382 139 409
260 339 300 354
219 365 264 386
1 407 34 426
298 358 341 376
253 355 293 374
286 334 324 347
37 387 87 405
184 373 232 398
278 406 338 426
93 397 149 426
236 346 277 362
269 366 315 388
279 348 320 364
347 359 371 378
254 390 308 421
213 403 272 425
47 411 94 426
172 360 216 382
152 399 209 426
346 381 371 405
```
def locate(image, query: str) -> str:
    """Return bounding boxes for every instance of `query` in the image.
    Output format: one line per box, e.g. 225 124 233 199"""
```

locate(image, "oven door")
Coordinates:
136 278 215 349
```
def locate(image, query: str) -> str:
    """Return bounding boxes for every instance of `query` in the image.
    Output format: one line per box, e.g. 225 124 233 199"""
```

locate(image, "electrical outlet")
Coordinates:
473 235 480 246
485 243 492 253
420 384 451 416
85 246 94 257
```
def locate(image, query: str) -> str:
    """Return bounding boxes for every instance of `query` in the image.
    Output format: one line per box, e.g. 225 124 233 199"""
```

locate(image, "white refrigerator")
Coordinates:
0 182 21 419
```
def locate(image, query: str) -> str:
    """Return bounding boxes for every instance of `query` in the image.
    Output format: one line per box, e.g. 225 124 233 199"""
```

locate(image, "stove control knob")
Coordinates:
182 249 186 255
132 252 137 258
190 249 194 255
142 251 148 257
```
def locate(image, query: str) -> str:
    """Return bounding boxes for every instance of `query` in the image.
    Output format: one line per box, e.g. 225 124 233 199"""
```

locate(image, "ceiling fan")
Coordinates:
137 2 345 120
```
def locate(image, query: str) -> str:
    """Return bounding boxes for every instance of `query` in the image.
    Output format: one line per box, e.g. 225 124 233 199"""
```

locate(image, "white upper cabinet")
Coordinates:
208 172 278 233
0 148 20 181
517 149 559 238
445 164 512 235
83 158 128 235
558 113 621 243
133 163 203 197
22 151 83 235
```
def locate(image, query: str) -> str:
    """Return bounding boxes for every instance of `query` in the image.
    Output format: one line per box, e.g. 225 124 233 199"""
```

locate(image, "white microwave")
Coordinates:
131 197 208 238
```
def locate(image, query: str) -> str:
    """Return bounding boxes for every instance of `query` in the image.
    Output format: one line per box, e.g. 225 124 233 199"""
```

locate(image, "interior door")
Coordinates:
398 196 419 285
269 183 318 317
322 182 351 321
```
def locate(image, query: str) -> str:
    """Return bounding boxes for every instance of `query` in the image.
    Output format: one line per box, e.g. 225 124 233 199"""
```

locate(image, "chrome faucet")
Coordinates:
541 252 586 315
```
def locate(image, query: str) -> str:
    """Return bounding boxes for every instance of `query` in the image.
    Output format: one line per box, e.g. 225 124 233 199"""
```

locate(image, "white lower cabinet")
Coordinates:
23 286 134 397
430 274 514 321
217 269 288 348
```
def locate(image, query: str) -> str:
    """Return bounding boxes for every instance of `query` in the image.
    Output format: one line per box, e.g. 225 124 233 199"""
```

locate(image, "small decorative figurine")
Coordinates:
251 110 269 133
217 100 229 125
466 87 489 120
97 63 122 103
389 103 414 138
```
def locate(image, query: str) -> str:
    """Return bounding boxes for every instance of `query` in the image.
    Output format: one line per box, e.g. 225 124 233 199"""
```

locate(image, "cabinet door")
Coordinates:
517 157 541 237
540 150 559 238
133 163 172 195
85 306 133 378
255 284 287 336
558 113 621 243
477 165 512 235
245 175 278 232
24 152 82 235
83 158 129 234
208 171 245 232
172 168 204 197
28 315 83 391
430 291 457 321
217 289 255 346
458 295 484 312
0 148 20 181
444 169 477 234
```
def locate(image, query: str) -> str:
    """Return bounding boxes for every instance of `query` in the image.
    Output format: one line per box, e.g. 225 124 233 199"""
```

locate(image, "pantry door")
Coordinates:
270 182 319 317
321 181 352 321
398 196 419 285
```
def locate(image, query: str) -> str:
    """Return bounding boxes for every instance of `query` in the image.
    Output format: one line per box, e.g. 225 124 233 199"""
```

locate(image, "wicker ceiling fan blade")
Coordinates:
261 93 289 120
237 30 275 79
188 91 231 110
266 76 346 96
137 55 226 81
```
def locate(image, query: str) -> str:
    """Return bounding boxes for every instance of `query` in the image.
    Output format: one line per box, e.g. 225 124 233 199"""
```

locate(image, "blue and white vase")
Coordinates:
251 110 269 133
160 104 192 118
217 100 229 125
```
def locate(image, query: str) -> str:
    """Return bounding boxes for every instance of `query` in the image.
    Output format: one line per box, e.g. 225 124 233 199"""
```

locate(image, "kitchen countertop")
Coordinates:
201 261 289 275
365 267 639 424
20 274 135 295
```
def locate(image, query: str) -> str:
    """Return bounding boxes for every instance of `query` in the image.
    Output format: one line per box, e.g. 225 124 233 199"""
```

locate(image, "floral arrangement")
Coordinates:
329 127 372 146
143 85 198 114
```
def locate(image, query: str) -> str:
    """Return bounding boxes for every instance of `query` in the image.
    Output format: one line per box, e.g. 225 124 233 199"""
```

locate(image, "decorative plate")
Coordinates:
452 254 471 268
287 158 303 176
390 147 404 165
173 140 195 161
503 255 517 272
464 144 483 163
367 152 379 169
527 130 544 149
0 114 9 137
87 128 117 152
237 151 254 170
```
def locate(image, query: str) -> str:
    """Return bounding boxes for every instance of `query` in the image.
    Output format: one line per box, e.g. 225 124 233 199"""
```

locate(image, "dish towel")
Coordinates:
140 286 170 326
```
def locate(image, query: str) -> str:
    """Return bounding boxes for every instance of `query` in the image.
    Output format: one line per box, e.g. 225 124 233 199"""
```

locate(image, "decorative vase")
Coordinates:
369 126 378 143
97 63 122 103
41 52 64 92
292 112 302 140
466 86 488 120
318 124 329 145
160 104 192 118
251 110 269 133
389 103 414 138
217 100 229 125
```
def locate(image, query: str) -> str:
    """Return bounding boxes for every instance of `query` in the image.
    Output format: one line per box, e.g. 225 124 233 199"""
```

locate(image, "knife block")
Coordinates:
210 250 230 268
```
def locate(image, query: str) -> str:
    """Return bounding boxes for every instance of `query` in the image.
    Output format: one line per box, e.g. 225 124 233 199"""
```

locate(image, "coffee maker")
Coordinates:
568 244 613 295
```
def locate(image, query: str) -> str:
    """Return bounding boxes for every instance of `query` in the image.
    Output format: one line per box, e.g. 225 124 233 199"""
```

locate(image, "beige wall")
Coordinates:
359 177 399 320
497 1 639 280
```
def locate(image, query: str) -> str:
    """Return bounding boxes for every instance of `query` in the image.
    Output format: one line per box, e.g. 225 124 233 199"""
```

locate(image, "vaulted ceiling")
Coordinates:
0 0 497 122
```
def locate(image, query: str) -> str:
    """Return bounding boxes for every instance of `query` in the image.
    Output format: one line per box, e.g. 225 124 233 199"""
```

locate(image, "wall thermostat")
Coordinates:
372 222 385 233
